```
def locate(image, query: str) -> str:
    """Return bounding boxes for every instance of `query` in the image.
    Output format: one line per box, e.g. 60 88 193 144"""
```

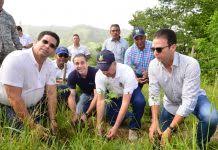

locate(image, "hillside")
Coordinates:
22 24 131 46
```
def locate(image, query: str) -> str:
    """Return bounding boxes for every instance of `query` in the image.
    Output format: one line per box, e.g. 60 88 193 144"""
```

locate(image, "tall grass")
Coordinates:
0 81 217 150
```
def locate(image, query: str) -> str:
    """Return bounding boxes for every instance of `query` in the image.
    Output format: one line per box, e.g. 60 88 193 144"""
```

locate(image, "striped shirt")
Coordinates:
148 52 206 117
124 40 154 75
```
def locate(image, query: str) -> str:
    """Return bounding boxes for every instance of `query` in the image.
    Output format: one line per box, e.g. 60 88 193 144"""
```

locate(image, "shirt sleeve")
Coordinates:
95 70 106 94
67 71 77 89
176 60 200 117
101 40 107 51
148 61 161 106
10 17 22 50
124 48 132 67
0 54 24 87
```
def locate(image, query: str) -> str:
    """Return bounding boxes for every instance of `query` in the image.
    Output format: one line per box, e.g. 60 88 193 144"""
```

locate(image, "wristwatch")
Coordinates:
168 126 176 132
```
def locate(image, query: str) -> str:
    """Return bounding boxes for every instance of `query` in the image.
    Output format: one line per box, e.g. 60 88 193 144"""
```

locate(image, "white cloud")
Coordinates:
4 0 158 29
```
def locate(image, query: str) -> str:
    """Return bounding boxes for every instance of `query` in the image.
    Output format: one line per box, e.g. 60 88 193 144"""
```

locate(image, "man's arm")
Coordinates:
67 89 78 123
4 84 35 127
10 19 22 50
85 89 97 115
96 93 105 135
46 84 58 133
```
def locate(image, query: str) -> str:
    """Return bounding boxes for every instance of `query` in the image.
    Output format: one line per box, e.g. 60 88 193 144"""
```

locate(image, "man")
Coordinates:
148 28 218 149
0 31 59 136
53 46 74 101
0 0 22 64
102 24 129 63
16 26 33 49
67 54 98 123
95 50 146 141
124 27 154 89
68 34 91 61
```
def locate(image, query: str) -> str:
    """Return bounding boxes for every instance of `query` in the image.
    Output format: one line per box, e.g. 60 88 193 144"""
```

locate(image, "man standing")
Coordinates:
148 29 218 149
0 0 22 64
68 34 91 61
67 54 98 124
124 27 154 89
95 50 145 141
102 24 129 63
16 26 33 49
0 31 59 136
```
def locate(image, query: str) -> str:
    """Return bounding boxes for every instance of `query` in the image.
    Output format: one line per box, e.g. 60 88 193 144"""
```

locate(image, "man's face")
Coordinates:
0 0 4 10
73 56 88 76
134 35 146 50
152 38 175 66
56 53 69 67
102 62 116 78
33 35 57 59
110 26 120 39
73 35 80 45
17 30 23 37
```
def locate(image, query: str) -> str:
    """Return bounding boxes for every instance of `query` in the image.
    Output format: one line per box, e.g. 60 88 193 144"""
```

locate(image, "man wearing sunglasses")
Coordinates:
53 46 74 101
124 27 154 89
0 31 60 138
148 28 218 149
95 50 145 141
102 24 129 63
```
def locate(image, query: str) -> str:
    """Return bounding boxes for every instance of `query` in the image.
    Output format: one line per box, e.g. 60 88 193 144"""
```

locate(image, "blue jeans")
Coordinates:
160 95 218 148
106 86 146 129
76 93 93 114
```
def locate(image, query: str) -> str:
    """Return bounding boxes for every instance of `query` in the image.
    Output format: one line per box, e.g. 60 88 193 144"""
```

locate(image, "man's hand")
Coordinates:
80 114 87 122
160 128 172 146
149 122 162 142
50 119 58 135
71 114 79 126
106 126 118 139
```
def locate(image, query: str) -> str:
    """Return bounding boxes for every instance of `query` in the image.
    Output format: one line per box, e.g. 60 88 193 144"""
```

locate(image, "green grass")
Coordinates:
0 81 217 150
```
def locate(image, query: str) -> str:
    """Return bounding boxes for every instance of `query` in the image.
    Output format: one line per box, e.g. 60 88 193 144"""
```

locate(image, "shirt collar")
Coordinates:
173 52 179 67
110 37 121 42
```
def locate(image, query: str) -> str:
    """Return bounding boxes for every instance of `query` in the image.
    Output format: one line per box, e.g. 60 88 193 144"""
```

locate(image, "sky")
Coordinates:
4 0 158 30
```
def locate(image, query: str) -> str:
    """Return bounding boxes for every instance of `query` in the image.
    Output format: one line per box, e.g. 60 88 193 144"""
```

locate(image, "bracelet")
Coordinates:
168 126 176 132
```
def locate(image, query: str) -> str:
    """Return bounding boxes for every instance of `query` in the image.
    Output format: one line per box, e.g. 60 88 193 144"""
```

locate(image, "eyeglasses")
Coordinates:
41 39 56 49
58 54 69 58
151 46 169 53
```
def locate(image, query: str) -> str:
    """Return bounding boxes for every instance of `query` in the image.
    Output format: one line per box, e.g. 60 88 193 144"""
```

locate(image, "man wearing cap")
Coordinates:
53 46 74 101
95 50 146 141
102 24 129 63
124 27 154 89
67 53 98 124
0 31 59 137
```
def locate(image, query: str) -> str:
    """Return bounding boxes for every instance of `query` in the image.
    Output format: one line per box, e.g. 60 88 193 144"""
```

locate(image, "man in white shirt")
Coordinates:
148 28 218 149
68 34 90 61
16 26 33 49
102 24 129 63
52 46 74 101
0 31 59 137
95 50 146 141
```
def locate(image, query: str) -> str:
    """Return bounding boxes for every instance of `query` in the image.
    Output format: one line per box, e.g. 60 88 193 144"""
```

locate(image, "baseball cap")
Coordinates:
56 46 69 55
132 27 145 39
96 50 115 71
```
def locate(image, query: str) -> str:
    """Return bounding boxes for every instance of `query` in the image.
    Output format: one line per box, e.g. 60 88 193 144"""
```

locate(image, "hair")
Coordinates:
73 53 88 62
37 31 60 48
16 26 22 32
110 24 120 30
73 34 80 38
154 28 177 45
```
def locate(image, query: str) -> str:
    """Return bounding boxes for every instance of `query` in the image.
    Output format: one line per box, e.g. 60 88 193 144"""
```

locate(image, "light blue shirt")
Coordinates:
102 37 129 63
148 52 206 117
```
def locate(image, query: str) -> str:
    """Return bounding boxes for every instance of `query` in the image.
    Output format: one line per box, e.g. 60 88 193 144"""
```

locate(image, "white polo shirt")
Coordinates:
52 60 75 79
19 34 33 49
95 63 138 97
68 44 90 61
0 48 56 107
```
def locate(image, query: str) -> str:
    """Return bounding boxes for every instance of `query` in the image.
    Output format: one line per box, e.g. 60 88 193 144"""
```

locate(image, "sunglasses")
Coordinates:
58 54 69 58
41 39 56 49
151 45 169 53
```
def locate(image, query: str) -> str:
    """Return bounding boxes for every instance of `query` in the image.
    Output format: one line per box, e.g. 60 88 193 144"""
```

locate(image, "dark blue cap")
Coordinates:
132 27 145 39
96 50 115 71
56 46 69 55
